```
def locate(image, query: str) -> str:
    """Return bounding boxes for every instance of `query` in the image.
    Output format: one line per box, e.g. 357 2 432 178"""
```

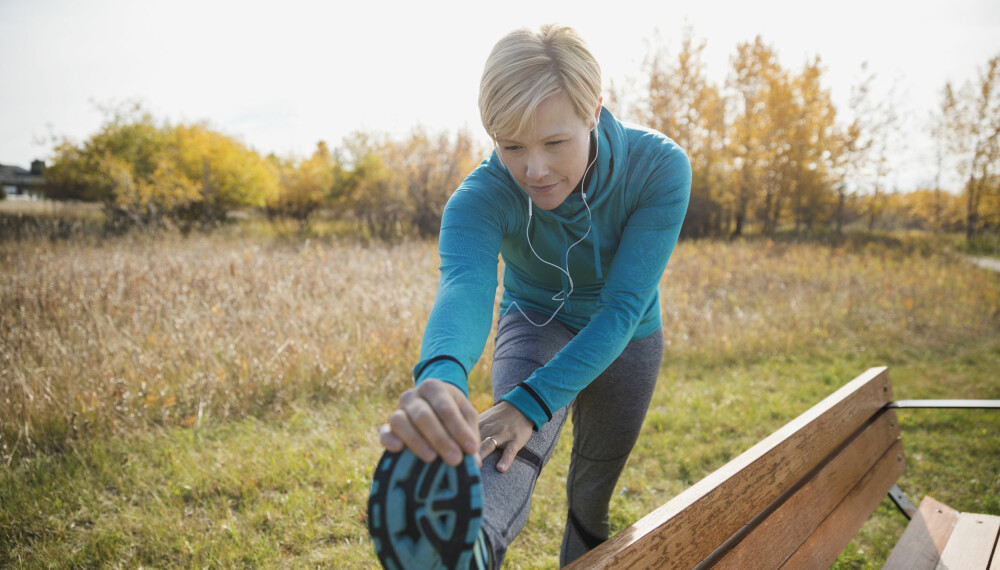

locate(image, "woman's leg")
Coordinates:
560 328 664 566
480 310 576 567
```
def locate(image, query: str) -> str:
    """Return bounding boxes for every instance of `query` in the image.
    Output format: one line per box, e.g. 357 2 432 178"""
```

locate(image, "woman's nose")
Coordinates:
524 151 549 181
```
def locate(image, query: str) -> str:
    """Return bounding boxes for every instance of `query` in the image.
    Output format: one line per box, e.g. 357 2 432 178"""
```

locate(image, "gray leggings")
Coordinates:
480 310 663 567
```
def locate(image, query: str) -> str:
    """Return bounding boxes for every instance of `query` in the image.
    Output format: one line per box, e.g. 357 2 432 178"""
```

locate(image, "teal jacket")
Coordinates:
413 107 691 429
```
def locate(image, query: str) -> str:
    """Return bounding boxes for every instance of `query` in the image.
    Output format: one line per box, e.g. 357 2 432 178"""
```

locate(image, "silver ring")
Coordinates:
483 436 498 449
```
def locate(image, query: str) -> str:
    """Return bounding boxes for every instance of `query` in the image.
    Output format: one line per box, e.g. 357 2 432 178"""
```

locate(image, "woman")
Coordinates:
368 24 690 569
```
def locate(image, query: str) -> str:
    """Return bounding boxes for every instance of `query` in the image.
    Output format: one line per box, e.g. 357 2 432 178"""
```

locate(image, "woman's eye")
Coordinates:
546 140 565 147
503 145 521 152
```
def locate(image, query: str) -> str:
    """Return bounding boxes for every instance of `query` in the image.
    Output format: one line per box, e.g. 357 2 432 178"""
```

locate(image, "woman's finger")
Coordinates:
497 438 521 473
378 423 404 452
419 381 479 457
403 388 465 466
388 407 436 463
478 434 500 461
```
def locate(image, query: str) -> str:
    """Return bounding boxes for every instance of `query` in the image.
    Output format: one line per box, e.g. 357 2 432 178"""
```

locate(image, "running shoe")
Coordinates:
368 448 493 569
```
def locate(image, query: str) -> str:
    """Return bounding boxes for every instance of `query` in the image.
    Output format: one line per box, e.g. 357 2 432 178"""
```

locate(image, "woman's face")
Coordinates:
494 92 599 211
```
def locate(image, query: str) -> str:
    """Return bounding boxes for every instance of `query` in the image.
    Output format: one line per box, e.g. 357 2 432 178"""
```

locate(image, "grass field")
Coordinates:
1 225 998 568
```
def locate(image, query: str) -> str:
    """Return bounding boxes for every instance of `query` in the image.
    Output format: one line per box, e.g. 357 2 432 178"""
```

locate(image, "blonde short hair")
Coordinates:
479 24 602 138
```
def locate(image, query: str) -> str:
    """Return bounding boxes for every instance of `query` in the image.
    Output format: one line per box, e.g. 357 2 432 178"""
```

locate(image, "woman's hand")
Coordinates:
478 401 533 472
378 379 482 468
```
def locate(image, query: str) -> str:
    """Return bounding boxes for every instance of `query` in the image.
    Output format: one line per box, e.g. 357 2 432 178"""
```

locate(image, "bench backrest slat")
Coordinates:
779 438 905 568
566 367 894 569
714 409 903 568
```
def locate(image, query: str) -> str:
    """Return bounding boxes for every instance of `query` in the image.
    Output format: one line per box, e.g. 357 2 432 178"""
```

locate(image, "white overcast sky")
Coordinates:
2 0 998 191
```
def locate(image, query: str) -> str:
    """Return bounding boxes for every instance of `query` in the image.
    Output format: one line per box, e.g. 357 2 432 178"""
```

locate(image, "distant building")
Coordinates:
0 160 46 199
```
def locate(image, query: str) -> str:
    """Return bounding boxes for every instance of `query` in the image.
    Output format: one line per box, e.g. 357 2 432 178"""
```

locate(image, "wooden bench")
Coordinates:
566 367 1000 569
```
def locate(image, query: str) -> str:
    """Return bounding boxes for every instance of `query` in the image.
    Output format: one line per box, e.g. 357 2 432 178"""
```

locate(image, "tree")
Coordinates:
46 104 175 227
332 131 407 240
326 126 483 240
170 123 278 228
728 36 788 237
786 57 841 233
382 126 481 239
45 104 278 230
826 63 908 234
899 188 964 231
632 33 845 238
267 141 337 230
842 65 904 232
834 65 876 234
939 55 1000 240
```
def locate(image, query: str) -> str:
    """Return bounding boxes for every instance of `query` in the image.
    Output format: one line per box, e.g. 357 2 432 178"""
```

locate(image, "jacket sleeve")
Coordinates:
500 143 691 429
411 177 506 396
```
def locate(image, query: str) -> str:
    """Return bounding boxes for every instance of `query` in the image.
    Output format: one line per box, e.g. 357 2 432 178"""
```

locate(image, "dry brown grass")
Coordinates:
1 237 443 458
659 238 1000 363
0 199 102 215
2 233 998 464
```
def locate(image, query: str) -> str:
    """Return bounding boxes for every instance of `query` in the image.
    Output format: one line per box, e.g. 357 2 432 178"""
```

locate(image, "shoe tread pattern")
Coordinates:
369 450 483 569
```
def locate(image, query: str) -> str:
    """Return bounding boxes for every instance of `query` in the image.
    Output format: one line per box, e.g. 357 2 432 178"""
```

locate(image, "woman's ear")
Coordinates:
593 97 603 128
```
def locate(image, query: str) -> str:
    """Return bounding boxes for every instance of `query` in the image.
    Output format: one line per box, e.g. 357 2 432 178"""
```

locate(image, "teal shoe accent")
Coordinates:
368 449 486 569
469 529 495 570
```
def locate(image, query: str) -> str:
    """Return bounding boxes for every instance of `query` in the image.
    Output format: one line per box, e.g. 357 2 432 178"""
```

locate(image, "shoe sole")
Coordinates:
368 449 483 570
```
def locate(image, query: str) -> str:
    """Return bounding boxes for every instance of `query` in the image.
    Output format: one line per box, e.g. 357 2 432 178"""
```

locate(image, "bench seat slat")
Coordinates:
884 496 959 570
565 367 893 569
780 438 906 568
714 410 901 569
936 512 1000 570
992 531 1000 570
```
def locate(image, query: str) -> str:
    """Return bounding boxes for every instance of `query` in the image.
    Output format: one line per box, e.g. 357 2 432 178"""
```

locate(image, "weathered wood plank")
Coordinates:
779 438 906 569
884 496 959 570
936 512 1000 570
566 367 893 569
714 410 901 569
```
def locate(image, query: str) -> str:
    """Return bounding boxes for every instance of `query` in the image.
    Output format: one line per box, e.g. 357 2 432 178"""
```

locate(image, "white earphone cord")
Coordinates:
493 127 599 327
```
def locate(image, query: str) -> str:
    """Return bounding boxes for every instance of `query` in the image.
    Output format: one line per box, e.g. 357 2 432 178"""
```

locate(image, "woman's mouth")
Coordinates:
531 183 558 193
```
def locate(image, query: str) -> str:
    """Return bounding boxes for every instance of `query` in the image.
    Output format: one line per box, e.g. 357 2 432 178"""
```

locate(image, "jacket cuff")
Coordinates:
500 384 552 431
413 359 469 397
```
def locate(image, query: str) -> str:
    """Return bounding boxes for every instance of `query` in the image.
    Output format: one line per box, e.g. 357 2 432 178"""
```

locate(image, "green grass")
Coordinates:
1 399 390 568
3 342 996 569
1 226 998 568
